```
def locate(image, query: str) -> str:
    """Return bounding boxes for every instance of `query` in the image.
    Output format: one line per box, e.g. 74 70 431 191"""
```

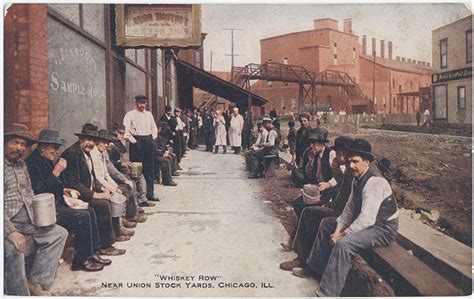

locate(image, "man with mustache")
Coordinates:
61 123 126 256
123 95 160 202
4 123 68 295
305 139 399 297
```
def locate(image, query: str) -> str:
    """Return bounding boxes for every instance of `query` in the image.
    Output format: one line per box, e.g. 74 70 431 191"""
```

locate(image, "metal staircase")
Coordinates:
231 62 369 112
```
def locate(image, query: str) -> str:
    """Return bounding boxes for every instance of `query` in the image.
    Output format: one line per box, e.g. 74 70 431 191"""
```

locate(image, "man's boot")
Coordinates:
223 146 226 154
214 146 218 154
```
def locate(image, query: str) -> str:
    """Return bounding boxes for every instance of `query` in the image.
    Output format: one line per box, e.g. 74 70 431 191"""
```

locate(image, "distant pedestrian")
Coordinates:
270 107 278 119
287 120 297 165
214 110 228 154
295 113 312 167
422 108 431 127
202 110 215 152
416 109 422 127
229 107 244 154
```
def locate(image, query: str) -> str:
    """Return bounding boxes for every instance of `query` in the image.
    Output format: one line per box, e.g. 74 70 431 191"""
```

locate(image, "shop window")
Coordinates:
82 4 105 41
457 86 466 109
49 4 80 26
291 98 297 110
440 38 448 68
466 30 472 63
433 85 447 119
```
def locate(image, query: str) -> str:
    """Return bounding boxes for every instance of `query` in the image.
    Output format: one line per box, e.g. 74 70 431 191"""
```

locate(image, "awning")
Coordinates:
176 59 267 107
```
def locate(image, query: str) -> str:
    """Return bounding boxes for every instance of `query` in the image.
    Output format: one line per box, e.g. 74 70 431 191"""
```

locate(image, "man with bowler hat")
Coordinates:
306 138 398 297
4 123 68 295
26 128 109 272
123 95 160 202
61 123 126 256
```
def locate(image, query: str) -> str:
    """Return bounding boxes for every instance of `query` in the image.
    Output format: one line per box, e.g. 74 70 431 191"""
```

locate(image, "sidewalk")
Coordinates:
49 148 317 296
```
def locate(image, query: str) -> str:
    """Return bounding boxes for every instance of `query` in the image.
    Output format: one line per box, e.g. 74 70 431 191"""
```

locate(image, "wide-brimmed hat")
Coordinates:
262 116 272 122
112 122 125 133
4 123 37 145
307 128 329 143
74 123 100 139
97 129 117 142
333 135 353 151
376 157 391 172
346 138 374 162
38 128 66 146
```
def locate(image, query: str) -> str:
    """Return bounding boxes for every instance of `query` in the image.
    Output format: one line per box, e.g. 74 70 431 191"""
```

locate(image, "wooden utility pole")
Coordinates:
223 28 242 78
372 51 376 113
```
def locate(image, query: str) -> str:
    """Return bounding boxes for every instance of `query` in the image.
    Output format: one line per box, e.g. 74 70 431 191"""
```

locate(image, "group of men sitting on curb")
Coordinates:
4 95 194 296
275 113 399 296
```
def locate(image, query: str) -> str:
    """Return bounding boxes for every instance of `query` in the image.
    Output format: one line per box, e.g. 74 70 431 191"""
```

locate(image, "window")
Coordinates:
352 47 356 60
291 98 297 110
399 85 402 93
195 51 201 68
466 30 472 63
440 39 448 68
334 54 338 65
458 86 466 109
410 81 413 90
392 78 395 89
281 98 286 109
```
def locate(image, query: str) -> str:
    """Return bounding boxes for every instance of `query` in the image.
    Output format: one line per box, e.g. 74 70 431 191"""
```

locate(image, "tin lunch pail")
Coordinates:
130 162 143 178
32 193 57 227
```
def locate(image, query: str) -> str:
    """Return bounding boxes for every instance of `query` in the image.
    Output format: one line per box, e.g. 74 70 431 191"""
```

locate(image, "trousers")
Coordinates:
306 217 398 296
88 199 115 248
129 135 155 199
154 156 173 184
56 205 100 264
8 206 68 290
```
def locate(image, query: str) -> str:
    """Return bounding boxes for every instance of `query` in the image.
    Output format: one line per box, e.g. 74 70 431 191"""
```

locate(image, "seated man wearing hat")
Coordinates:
306 138 399 297
280 136 354 274
154 122 178 186
109 123 154 209
61 123 126 256
26 128 109 272
244 121 268 171
4 123 68 295
90 130 136 242
295 112 313 167
248 117 280 179
123 95 159 202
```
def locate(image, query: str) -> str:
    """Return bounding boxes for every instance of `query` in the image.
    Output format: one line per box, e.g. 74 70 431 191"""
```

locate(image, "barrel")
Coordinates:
32 193 57 227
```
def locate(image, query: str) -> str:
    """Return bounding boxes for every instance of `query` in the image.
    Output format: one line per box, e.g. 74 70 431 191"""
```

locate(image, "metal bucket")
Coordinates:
130 162 143 178
302 184 321 205
109 194 127 217
32 193 56 227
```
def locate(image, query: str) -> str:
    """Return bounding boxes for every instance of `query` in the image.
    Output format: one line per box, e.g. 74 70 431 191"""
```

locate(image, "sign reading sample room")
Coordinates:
48 17 107 145
116 4 201 47
432 67 472 83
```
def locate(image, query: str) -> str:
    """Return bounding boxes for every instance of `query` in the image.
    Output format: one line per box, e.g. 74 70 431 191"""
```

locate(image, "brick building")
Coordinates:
431 15 472 124
251 18 432 116
4 4 208 144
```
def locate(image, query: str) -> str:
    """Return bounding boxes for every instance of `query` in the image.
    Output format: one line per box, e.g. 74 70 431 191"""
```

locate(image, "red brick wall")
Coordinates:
4 4 49 137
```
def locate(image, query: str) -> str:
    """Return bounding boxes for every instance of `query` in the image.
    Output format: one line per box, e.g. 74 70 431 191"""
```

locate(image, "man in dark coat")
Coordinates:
202 110 215 152
295 113 312 167
61 123 126 256
26 128 109 271
154 122 178 186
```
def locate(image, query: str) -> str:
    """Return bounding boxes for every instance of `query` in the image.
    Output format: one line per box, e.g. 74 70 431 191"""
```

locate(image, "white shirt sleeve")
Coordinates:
344 177 393 235
328 150 338 187
123 111 137 144
149 112 158 140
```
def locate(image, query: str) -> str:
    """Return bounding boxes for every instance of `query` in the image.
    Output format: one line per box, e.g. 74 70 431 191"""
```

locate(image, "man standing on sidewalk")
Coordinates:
229 107 244 154
123 95 160 202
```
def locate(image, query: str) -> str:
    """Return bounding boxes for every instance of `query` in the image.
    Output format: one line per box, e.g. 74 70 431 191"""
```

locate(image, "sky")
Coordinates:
201 3 472 72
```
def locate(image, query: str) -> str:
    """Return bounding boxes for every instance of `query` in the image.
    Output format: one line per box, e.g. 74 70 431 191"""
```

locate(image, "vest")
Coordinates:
266 127 281 154
352 170 398 224
304 147 333 184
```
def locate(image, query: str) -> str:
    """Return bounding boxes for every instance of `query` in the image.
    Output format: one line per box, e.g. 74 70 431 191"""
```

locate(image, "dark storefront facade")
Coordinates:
5 4 178 144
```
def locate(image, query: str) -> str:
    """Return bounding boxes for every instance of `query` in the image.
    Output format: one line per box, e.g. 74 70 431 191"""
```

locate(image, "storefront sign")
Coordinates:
115 4 201 47
432 67 472 83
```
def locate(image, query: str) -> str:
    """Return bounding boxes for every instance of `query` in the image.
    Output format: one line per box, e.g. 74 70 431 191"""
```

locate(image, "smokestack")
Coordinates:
380 40 385 58
388 41 393 60
343 18 352 34
372 37 376 56
362 35 367 55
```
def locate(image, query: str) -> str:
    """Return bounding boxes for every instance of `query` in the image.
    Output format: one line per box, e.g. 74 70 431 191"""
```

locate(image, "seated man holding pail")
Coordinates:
4 123 68 296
